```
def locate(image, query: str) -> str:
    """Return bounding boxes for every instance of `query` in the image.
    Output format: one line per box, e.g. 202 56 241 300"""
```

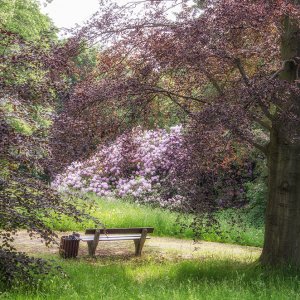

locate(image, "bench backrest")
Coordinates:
85 227 154 235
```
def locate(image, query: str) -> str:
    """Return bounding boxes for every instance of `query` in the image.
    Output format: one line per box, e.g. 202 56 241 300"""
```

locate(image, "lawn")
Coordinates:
3 256 300 300
1 196 294 300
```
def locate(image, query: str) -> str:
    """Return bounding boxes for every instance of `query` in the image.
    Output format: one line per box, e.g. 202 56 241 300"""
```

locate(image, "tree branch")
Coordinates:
270 59 299 80
233 129 268 155
235 58 250 86
251 115 272 131
166 93 193 116
244 136 268 155
145 86 208 104
202 69 224 96
256 97 274 121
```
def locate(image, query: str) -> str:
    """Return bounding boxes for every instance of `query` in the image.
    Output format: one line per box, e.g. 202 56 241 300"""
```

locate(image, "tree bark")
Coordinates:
261 8 300 265
261 130 300 265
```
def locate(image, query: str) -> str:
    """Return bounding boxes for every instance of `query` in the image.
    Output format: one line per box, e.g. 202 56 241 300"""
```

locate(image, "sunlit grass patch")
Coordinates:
46 194 194 239
4 255 300 300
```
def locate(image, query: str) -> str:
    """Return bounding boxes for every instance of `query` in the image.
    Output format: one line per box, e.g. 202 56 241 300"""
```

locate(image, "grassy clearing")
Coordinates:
2 255 300 300
46 194 264 247
46 194 194 239
0 196 278 300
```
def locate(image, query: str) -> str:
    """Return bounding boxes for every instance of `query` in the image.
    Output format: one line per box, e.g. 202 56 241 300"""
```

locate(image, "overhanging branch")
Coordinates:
235 58 250 86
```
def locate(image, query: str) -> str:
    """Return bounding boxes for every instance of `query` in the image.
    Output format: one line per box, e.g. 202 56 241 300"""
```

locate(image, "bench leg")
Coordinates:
87 241 94 256
134 240 140 256
134 229 147 256
88 229 101 256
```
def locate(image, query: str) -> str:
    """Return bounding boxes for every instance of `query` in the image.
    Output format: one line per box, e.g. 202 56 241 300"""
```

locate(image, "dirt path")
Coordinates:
12 231 261 261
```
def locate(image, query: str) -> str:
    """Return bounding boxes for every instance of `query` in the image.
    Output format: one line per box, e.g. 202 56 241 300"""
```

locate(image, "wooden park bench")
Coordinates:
80 227 154 256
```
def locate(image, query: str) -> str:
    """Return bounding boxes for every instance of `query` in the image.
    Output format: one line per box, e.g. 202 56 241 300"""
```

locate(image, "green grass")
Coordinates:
46 194 194 239
3 256 300 300
0 196 281 299
201 209 264 247
46 194 264 247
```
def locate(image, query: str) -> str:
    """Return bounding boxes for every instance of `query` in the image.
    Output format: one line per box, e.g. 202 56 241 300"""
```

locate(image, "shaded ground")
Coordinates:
12 231 261 261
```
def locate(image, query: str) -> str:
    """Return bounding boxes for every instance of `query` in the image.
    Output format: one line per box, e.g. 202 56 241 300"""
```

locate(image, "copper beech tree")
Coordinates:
50 0 300 266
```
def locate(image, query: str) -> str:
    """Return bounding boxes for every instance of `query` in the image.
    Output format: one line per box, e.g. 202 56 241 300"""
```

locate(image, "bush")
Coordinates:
53 125 188 209
53 126 255 214
244 180 267 227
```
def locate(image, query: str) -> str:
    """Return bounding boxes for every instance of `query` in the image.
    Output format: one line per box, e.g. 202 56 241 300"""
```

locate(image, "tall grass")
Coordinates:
201 209 264 247
3 257 300 300
46 194 194 238
46 194 264 247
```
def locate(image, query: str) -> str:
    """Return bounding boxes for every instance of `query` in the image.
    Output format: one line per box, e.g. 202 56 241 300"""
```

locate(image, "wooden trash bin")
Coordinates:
59 235 80 258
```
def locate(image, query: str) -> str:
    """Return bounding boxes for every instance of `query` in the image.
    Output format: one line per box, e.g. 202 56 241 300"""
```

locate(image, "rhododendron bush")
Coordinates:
53 124 253 211
53 125 189 209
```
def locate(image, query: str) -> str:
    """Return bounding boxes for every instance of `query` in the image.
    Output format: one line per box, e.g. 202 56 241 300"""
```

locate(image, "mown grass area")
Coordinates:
45 194 264 247
2 256 300 300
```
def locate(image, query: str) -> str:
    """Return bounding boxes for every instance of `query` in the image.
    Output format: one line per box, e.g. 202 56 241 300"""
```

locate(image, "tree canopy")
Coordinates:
0 0 56 41
51 0 300 266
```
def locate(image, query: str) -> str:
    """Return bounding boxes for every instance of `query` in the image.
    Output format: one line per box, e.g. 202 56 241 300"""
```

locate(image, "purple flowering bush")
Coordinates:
52 125 189 209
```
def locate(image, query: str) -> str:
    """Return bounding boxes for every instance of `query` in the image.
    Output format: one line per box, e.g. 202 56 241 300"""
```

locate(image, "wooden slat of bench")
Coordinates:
82 234 144 239
80 234 150 241
85 227 154 235
81 235 150 241
96 234 144 237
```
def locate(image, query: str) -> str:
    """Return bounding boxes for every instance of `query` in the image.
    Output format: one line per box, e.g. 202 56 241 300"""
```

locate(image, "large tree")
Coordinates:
261 0 300 265
52 0 300 266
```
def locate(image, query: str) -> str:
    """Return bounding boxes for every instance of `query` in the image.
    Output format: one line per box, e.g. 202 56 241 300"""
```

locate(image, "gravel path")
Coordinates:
12 231 261 261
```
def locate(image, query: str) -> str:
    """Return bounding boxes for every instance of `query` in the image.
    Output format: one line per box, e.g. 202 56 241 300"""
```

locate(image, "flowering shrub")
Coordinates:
52 125 189 209
53 124 255 212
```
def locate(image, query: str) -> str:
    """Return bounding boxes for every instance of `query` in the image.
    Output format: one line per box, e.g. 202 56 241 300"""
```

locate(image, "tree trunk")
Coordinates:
261 129 300 265
261 7 300 265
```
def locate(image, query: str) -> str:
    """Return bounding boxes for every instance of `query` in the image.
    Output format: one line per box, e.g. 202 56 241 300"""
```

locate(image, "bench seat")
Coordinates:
81 227 154 256
81 235 151 241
